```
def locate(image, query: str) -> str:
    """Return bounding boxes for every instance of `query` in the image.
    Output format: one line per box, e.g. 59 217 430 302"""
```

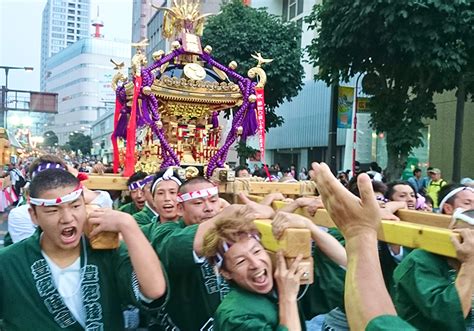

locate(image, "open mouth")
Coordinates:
60 226 78 244
252 269 268 285
162 204 175 212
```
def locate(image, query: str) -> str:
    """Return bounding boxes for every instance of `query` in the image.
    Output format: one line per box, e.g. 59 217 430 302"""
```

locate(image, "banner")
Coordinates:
255 87 271 179
337 86 354 128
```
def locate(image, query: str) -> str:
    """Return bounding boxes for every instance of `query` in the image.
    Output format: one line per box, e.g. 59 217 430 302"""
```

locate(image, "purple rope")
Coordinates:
114 47 260 176
206 78 253 177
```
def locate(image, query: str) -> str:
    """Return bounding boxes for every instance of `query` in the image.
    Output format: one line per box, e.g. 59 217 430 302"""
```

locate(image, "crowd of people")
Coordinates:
0 154 473 331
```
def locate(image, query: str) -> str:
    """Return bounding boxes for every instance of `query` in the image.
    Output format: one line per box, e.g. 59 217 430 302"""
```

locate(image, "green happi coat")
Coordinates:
214 244 346 330
149 218 230 331
392 249 468 330
365 315 417 331
0 230 165 330
119 202 141 216
133 204 157 227
214 286 292 331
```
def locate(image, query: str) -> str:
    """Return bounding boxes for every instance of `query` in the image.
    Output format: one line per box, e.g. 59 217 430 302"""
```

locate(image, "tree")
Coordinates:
68 132 92 155
202 0 305 159
306 0 474 180
42 130 58 147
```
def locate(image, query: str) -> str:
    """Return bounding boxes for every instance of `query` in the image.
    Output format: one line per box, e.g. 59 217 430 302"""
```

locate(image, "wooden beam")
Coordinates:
245 195 452 229
246 195 458 258
253 219 312 258
253 220 314 285
222 179 317 196
378 221 457 258
83 175 129 191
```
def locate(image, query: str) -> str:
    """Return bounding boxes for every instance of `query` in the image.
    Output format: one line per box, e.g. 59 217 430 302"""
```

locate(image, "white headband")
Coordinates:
438 187 474 214
29 187 83 206
177 186 218 203
452 208 474 225
152 168 182 194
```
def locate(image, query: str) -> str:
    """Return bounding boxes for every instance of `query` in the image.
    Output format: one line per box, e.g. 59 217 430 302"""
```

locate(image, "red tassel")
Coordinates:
76 172 89 181
124 76 142 177
112 97 121 173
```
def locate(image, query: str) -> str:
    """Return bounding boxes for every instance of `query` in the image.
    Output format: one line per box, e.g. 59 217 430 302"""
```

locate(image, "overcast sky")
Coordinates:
0 0 133 92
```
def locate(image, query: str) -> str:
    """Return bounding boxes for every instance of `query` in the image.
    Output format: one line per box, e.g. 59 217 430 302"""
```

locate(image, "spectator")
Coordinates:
407 168 426 194
426 168 447 209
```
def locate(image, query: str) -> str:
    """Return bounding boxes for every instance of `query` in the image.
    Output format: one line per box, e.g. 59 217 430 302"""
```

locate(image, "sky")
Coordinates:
0 0 133 92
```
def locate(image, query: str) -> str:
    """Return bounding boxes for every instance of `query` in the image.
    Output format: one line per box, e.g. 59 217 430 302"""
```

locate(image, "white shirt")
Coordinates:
42 253 85 327
90 190 113 208
8 204 36 243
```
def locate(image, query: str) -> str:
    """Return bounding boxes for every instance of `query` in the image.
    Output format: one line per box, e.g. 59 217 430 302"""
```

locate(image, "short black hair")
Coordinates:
438 183 464 207
385 180 416 200
234 165 249 177
29 168 79 200
127 171 148 186
179 176 213 194
413 168 422 175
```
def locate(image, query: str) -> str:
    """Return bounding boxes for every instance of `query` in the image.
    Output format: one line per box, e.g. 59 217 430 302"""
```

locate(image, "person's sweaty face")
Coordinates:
391 185 416 210
29 186 87 253
130 185 146 210
153 180 179 222
180 182 219 225
452 189 474 210
222 237 273 294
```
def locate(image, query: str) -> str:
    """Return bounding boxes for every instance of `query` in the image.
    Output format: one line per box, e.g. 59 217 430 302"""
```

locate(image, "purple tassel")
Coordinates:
211 112 219 128
241 102 258 141
115 107 129 138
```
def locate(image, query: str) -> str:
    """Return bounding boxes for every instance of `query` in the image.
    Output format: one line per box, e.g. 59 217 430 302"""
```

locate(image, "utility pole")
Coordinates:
327 82 339 174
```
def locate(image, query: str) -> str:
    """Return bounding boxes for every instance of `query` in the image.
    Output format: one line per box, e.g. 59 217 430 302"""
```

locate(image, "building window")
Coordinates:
67 41 73 46
68 2 75 7
53 20 66 25
52 26 64 32
52 33 64 38
67 22 74 27
68 9 75 14
282 0 304 22
67 28 74 33
67 35 75 40
67 15 74 20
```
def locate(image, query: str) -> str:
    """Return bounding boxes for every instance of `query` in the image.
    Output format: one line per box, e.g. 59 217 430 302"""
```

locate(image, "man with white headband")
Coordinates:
0 168 167 329
149 167 182 225
7 154 113 245
147 177 275 330
119 171 149 216
132 174 160 227
392 183 474 330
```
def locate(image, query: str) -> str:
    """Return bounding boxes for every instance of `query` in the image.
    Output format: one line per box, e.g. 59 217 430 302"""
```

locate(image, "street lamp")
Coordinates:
1 65 34 129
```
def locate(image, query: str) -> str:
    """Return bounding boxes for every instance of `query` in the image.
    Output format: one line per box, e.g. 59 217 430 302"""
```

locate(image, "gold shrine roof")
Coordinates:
151 76 243 106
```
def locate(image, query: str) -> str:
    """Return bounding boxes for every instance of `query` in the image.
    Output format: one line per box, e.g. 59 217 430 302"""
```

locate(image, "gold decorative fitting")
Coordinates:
171 40 181 49
152 0 218 39
248 94 257 103
204 45 212 54
237 126 243 135
152 50 165 61
157 121 163 129
167 103 211 120
142 86 152 95
229 61 238 70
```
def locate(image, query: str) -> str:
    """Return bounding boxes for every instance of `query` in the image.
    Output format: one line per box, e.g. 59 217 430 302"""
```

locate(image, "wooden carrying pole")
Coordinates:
245 195 458 258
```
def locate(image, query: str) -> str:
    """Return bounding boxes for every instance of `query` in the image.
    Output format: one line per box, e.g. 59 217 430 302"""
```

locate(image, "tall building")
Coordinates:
40 0 92 91
131 0 157 55
245 0 347 171
44 19 130 145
